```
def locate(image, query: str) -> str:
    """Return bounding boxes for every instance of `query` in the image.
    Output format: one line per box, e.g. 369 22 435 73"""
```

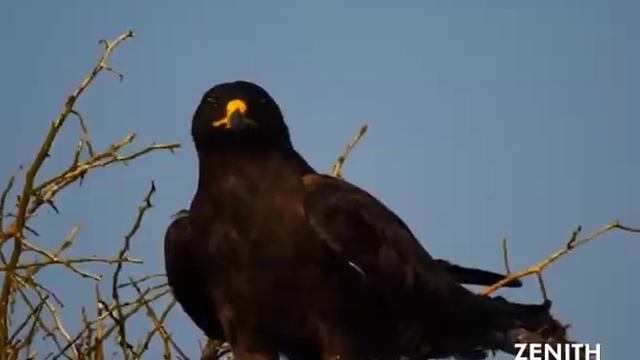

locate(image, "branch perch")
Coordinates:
481 220 640 296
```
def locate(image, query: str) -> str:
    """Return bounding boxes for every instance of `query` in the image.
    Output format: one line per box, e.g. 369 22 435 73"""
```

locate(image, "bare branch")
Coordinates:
331 124 368 178
0 175 15 240
481 220 640 296
501 238 511 275
130 278 179 360
69 110 95 157
111 182 156 359
0 31 134 348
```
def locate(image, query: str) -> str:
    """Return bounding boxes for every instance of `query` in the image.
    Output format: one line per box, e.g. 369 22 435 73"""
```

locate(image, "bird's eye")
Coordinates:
206 97 219 107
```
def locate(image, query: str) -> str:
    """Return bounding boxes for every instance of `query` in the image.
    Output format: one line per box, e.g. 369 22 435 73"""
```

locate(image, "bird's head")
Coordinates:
191 81 292 150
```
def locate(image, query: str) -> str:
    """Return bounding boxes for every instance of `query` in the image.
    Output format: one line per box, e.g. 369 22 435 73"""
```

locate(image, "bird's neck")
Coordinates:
194 146 313 196
197 147 274 176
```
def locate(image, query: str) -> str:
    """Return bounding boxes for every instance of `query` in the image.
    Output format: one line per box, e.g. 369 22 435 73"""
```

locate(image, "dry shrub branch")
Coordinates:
481 221 640 298
0 30 181 360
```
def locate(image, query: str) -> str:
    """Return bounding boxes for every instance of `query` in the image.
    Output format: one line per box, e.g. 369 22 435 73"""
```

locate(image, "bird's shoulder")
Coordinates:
163 209 217 269
301 173 410 232
301 174 458 291
164 209 194 257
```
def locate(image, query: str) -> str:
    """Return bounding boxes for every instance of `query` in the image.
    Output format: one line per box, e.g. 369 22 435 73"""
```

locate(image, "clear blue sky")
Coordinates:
1 1 638 359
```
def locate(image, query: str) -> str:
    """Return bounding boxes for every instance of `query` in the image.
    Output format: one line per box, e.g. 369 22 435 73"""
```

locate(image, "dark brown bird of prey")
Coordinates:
164 81 567 360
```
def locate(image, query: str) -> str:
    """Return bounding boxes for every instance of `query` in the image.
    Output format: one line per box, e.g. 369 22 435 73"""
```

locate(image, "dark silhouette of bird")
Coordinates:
168 210 523 360
167 210 522 359
164 81 567 360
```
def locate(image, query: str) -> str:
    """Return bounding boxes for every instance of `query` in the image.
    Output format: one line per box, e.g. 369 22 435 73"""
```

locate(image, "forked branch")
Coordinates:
481 220 640 296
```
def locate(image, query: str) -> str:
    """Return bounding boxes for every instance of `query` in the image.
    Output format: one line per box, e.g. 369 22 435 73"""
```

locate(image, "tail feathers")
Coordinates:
415 297 567 360
485 297 574 358
436 260 523 288
417 296 578 360
491 297 558 328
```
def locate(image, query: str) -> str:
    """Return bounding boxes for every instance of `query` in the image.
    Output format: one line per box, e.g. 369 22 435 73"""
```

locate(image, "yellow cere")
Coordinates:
226 99 248 115
212 99 248 128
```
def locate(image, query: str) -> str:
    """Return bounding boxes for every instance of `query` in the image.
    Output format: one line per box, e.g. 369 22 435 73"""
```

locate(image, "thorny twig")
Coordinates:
0 30 182 360
55 287 172 359
0 30 136 351
111 182 157 359
130 278 188 360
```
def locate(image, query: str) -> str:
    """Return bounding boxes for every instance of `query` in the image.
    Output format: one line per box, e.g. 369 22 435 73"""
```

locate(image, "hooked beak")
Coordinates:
212 99 258 130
